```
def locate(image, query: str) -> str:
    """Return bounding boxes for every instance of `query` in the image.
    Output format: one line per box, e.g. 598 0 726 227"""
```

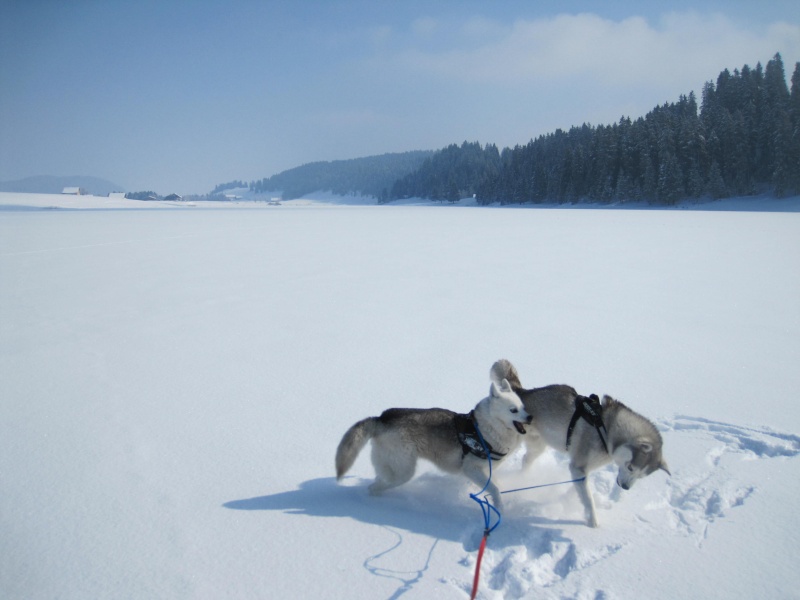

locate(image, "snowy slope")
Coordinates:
1 195 798 599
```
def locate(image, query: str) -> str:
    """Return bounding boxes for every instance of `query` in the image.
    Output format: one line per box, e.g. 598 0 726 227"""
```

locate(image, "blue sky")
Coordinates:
1 1 798 194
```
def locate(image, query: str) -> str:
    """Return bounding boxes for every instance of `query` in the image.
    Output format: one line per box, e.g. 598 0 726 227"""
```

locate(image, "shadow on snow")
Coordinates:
223 473 582 548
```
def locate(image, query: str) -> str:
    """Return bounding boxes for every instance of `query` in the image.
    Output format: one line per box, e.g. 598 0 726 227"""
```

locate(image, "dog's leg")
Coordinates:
570 464 598 527
463 461 504 512
520 434 547 470
369 443 416 495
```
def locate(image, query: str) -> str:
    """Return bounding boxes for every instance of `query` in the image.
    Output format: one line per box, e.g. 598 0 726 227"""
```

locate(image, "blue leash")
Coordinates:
469 422 502 534
468 421 500 600
469 423 588 526
501 477 586 495
467 422 586 600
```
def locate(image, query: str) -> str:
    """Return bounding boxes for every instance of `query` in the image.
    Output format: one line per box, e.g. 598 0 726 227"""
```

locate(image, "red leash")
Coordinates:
468 421 501 600
470 531 489 600
469 476 587 598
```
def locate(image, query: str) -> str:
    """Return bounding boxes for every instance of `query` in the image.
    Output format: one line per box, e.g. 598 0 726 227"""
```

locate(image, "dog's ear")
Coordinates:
659 459 671 476
638 439 654 453
490 378 512 397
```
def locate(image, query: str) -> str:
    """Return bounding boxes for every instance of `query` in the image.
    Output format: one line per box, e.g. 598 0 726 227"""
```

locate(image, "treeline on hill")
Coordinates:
390 53 800 205
210 180 247 195
250 151 433 200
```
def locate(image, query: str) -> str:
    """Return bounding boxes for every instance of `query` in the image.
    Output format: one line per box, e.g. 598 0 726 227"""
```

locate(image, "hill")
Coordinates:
246 54 798 208
250 150 433 201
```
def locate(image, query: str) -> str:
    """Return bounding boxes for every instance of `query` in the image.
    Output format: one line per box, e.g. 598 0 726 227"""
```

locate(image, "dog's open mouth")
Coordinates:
513 421 527 434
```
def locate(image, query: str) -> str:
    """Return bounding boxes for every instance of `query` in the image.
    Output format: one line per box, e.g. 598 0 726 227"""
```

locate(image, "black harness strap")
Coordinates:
566 394 609 453
455 411 507 461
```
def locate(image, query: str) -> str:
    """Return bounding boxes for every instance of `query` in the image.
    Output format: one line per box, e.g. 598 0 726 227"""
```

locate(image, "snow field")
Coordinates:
1 197 799 599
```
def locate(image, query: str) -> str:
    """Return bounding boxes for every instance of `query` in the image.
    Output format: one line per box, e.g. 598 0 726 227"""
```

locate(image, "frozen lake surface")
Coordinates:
1 194 799 598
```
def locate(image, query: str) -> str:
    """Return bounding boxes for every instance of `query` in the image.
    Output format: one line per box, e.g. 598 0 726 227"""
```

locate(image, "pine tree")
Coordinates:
788 62 800 193
658 152 684 205
707 161 727 199
447 180 460 203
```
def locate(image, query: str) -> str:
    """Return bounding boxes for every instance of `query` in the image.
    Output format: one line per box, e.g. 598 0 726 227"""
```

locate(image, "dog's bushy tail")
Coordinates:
335 417 379 480
491 359 523 391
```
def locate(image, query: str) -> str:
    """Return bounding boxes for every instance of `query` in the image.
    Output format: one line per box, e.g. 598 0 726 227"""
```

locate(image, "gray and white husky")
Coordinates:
335 378 532 511
491 359 669 527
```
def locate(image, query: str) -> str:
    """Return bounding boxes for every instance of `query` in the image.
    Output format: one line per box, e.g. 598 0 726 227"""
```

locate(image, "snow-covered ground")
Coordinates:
1 191 798 599
3 190 800 211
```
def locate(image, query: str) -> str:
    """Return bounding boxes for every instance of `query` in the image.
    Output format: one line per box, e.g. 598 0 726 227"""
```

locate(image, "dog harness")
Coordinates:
566 394 609 453
455 411 507 460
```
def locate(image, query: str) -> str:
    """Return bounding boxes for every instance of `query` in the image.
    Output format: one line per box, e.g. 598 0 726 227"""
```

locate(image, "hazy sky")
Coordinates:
1 1 799 194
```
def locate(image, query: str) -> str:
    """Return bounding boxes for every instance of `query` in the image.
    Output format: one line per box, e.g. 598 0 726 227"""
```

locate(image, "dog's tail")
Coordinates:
335 417 379 480
491 359 524 391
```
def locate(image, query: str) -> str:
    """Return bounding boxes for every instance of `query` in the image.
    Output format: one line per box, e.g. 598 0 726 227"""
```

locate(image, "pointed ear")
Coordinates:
490 381 499 397
659 460 671 476
499 378 512 393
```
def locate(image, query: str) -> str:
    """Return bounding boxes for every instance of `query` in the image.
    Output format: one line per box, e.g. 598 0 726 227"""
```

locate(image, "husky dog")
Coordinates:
335 378 532 511
490 359 669 527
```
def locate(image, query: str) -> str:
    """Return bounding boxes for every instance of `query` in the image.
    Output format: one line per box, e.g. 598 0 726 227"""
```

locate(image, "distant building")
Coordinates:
108 192 126 199
62 187 85 195
164 193 182 201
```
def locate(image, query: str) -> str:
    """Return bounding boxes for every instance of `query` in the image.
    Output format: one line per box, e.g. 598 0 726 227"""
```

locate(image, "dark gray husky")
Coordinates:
491 359 669 527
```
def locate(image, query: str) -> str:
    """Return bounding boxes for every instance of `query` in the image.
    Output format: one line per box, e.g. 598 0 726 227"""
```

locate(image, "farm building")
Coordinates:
61 187 86 195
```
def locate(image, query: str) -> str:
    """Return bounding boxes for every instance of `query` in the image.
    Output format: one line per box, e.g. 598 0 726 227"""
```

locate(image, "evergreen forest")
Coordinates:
250 54 799 206
390 54 800 205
